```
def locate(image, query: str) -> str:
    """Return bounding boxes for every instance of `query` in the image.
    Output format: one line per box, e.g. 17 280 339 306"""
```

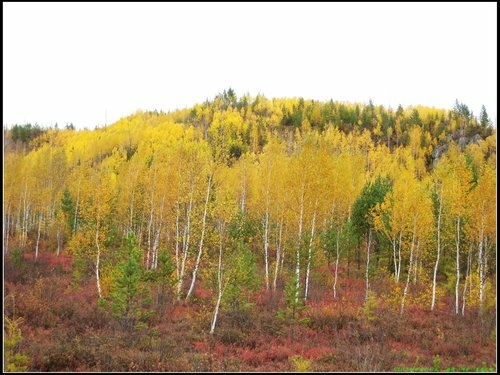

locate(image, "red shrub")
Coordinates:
240 348 262 366
304 345 335 360
213 343 227 358
261 346 292 362
193 340 208 353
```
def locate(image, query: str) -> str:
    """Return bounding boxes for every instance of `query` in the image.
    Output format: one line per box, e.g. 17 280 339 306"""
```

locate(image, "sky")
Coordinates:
3 2 497 129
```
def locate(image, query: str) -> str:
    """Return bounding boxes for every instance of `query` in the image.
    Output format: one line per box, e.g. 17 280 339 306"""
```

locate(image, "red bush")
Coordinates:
240 348 262 366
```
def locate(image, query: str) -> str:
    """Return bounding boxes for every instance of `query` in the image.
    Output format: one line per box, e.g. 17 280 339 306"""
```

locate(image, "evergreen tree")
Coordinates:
108 233 152 332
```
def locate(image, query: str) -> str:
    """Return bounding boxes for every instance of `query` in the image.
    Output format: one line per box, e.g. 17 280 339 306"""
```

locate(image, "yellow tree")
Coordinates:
286 132 326 302
254 136 287 290
209 162 239 334
79 149 123 298
185 140 214 302
465 158 496 312
441 145 473 314
3 151 23 254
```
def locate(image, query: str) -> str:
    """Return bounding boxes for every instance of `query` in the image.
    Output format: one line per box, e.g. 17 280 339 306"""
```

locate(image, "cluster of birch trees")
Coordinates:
4 95 496 332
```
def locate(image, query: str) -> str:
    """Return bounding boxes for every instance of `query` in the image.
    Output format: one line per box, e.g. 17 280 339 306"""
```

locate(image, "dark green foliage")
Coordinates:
277 277 310 331
229 144 243 160
223 212 259 313
453 100 472 123
10 248 26 271
479 105 491 128
143 250 175 320
107 233 152 332
228 210 258 243
350 176 392 238
61 188 76 233
465 153 479 191
224 241 258 313
11 123 44 143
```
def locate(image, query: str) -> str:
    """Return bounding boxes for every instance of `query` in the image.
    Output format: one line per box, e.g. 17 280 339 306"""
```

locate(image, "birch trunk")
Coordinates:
333 227 341 299
4 203 11 255
392 235 398 282
461 243 472 316
273 216 284 291
431 188 443 311
397 231 402 283
263 210 270 290
401 219 416 315
152 195 166 270
174 204 181 285
304 208 317 301
210 222 224 335
21 182 29 247
177 189 194 301
455 217 461 314
413 239 420 285
95 226 102 299
478 203 485 311
186 173 212 302
128 187 135 235
146 203 154 270
16 193 22 246
56 225 62 256
35 213 42 260
295 183 305 304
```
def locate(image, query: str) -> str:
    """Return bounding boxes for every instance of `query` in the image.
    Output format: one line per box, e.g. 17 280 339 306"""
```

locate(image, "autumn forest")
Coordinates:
3 91 496 372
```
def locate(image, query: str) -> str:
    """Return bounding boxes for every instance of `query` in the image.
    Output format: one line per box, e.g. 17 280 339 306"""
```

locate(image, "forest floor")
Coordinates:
4 252 496 372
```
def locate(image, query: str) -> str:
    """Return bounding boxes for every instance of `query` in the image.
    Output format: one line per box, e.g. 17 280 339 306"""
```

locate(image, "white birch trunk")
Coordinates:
210 222 224 335
392 235 398 282
35 213 42 260
455 217 460 314
304 208 317 301
56 225 62 256
177 187 194 301
174 204 181 284
431 188 443 311
478 202 485 311
152 195 166 270
186 173 212 302
273 217 284 291
401 220 416 315
146 204 154 270
397 231 402 283
16 193 22 245
263 210 270 290
295 183 305 304
413 239 420 285
22 182 29 248
4 203 11 255
137 209 146 248
128 186 135 235
333 227 341 299
95 226 102 299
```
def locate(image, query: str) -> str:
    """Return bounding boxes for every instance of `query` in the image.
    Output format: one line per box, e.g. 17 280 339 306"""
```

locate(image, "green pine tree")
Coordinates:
4 316 29 372
108 233 152 332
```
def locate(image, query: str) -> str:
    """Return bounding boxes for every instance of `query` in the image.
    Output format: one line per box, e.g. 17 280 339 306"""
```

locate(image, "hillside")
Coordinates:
3 91 496 372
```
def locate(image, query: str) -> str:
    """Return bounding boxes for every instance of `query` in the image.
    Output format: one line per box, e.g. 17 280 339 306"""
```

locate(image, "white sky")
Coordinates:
3 2 497 129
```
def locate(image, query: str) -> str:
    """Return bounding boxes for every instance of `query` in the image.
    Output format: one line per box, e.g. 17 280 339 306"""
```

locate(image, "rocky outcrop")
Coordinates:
431 133 483 168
